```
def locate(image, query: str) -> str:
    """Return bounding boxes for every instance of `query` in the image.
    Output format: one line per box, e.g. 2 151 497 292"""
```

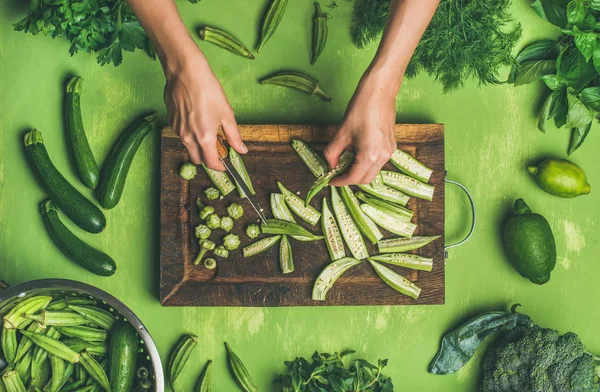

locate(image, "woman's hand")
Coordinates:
165 52 246 171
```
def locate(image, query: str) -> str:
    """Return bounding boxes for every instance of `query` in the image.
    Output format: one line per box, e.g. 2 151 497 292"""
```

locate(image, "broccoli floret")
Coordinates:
245 223 261 239
179 162 197 180
227 203 244 219
223 234 241 250
194 224 211 240
204 187 220 200
214 245 228 258
205 214 221 229
481 326 600 392
220 216 234 232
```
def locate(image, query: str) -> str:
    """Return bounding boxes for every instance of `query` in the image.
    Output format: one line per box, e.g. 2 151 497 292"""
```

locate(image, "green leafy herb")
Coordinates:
274 350 393 391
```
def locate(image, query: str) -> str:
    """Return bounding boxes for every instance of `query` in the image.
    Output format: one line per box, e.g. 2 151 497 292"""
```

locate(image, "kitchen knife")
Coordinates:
216 134 268 225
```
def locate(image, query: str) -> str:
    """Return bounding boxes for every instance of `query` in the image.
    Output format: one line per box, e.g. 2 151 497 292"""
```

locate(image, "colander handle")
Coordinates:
0 280 9 290
444 176 476 259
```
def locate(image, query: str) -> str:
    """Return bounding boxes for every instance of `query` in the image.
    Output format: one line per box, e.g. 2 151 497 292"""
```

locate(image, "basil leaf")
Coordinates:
567 89 593 128
514 60 557 86
592 45 600 74
573 27 597 61
541 74 566 90
515 40 560 63
381 379 394 392
531 0 569 27
568 121 592 155
567 0 587 25
539 92 557 133
589 0 600 10
557 46 596 90
554 89 569 128
579 86 600 110
327 375 345 392
578 13 597 29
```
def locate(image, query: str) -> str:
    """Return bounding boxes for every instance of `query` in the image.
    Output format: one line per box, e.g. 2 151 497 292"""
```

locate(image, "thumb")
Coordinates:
323 132 351 169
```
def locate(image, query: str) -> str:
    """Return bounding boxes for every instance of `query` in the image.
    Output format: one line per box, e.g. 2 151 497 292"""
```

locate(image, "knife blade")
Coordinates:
217 135 268 225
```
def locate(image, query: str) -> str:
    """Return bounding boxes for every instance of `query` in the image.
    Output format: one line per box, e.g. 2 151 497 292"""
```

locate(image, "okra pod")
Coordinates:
311 2 328 65
279 235 294 274
242 236 281 258
55 327 106 343
305 151 354 205
377 236 441 253
368 259 422 299
381 170 435 201
75 363 87 383
355 191 413 221
14 323 44 363
256 0 288 53
360 204 416 237
28 358 51 391
47 299 97 312
330 187 368 260
1 328 17 364
15 349 32 385
261 219 323 241
59 379 84 392
25 312 88 327
370 172 385 189
198 26 255 59
277 182 321 226
78 352 109 392
49 355 66 392
321 198 346 261
2 371 25 392
224 343 257 392
228 147 256 198
270 193 312 241
340 186 383 245
31 327 62 379
3 296 52 329
369 254 433 272
260 71 332 102
61 339 107 357
202 164 235 196
312 257 362 301
67 306 116 331
195 360 212 392
389 149 433 183
168 335 198 392
70 386 95 392
356 184 410 207
291 139 327 177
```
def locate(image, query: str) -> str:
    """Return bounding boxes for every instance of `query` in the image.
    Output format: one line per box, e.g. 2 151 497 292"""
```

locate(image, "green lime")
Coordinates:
527 158 591 198
503 199 557 285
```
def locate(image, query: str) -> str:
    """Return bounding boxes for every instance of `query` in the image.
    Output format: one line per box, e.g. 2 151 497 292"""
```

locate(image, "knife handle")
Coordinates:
216 133 228 159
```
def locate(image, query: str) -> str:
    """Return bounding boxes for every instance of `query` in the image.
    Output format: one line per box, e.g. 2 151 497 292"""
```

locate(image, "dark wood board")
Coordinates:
160 124 444 307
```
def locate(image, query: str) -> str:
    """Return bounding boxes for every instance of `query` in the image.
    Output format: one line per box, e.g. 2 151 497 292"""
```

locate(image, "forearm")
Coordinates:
367 0 439 95
127 0 208 76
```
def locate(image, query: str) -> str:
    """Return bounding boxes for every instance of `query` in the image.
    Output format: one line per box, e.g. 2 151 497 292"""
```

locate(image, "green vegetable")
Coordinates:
203 258 217 271
195 360 212 392
369 254 433 272
68 305 116 331
274 350 393 391
179 163 197 181
260 71 332 101
243 236 281 258
312 257 361 301
245 224 261 239
270 193 312 241
291 139 327 177
167 335 198 392
1 327 17 364
377 236 441 253
62 338 107 357
229 147 256 198
108 320 139 392
78 351 110 392
503 199 557 284
14 323 45 363
2 371 25 392
356 184 409 206
256 0 289 53
193 240 216 265
32 359 52 391
277 182 321 226
56 326 107 342
527 158 591 197
220 216 234 232
305 151 354 205
97 113 160 209
223 234 241 251
224 343 257 392
321 198 346 261
30 327 61 380
340 186 383 245
205 214 221 230
330 187 368 260
368 259 421 299
213 246 229 258
47 298 97 311
204 187 221 201
198 26 255 59
24 130 106 234
64 76 99 189
20 331 80 364
199 206 216 221
195 224 211 240
15 349 32 385
381 170 435 201
40 200 117 277
389 149 433 183
202 165 235 196
3 296 53 330
311 2 328 64
227 203 244 220
370 171 385 188
355 191 413 221
279 235 294 274
261 219 323 241
360 204 416 238
25 311 88 327
352 0 521 92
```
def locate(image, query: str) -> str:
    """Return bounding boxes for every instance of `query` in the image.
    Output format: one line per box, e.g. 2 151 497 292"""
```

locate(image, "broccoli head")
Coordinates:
481 326 600 392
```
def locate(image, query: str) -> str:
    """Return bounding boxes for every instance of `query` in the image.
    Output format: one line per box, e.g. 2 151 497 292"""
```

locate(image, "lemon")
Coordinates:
527 158 591 198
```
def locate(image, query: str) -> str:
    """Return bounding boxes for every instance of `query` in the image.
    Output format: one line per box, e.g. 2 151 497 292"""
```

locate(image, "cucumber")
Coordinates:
24 130 106 234
108 320 139 392
97 113 160 209
65 76 99 189
40 200 116 277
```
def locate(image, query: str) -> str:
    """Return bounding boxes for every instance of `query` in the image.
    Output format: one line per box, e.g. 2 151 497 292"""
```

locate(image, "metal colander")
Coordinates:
0 279 164 391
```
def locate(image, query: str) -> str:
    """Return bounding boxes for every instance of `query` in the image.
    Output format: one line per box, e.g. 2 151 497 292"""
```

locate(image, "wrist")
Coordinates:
361 60 405 99
162 46 210 80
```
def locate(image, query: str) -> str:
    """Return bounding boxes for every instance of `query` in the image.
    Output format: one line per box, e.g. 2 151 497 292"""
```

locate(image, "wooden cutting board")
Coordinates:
160 124 444 307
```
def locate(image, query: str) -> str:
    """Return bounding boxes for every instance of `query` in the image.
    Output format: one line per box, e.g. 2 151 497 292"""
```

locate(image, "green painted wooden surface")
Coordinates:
1 1 598 390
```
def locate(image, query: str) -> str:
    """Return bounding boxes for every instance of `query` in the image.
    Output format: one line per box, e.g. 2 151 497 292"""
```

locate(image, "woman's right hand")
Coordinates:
164 50 246 171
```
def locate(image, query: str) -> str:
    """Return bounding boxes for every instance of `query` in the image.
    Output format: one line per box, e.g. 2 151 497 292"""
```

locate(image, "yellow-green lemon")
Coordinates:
503 199 556 285
527 158 591 198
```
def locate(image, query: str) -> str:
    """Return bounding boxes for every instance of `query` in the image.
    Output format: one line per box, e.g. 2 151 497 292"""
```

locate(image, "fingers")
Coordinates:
198 134 226 172
323 132 351 169
222 116 248 155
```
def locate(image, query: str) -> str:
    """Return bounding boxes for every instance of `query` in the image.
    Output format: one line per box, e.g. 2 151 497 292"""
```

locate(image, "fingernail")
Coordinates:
241 143 248 153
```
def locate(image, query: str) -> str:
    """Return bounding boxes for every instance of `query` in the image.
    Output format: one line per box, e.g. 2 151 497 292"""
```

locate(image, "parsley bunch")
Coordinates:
274 350 393 392
351 0 522 93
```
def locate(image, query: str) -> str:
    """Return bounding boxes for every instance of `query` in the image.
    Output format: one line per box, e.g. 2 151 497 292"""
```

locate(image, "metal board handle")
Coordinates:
444 176 476 258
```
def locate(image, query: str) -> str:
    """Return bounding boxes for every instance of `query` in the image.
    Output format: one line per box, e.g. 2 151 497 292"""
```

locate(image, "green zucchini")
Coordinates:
108 320 139 392
381 170 435 201
65 76 99 189
24 130 106 233
40 200 116 277
330 187 368 260
97 113 160 209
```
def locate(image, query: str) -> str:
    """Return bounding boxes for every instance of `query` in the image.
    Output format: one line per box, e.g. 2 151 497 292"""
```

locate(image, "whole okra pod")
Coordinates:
199 26 255 59
21 330 80 364
225 343 257 392
257 0 289 53
167 334 198 391
311 2 328 64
